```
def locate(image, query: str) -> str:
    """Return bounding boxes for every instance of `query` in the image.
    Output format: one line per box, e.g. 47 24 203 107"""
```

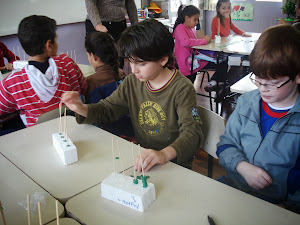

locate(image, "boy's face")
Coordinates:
129 57 167 82
256 75 300 108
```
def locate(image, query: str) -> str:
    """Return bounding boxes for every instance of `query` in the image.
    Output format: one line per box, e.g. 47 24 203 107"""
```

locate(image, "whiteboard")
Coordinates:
0 0 142 37
0 0 87 36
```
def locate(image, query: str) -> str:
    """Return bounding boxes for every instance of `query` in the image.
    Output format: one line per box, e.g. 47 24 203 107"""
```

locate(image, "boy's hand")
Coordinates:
135 146 177 172
236 161 272 190
61 91 88 117
5 63 13 70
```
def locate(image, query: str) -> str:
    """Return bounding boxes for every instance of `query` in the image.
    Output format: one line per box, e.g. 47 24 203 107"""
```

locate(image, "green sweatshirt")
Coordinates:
77 70 203 168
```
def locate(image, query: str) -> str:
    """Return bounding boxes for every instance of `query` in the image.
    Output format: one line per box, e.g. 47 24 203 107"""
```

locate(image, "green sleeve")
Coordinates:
170 84 203 166
76 77 130 125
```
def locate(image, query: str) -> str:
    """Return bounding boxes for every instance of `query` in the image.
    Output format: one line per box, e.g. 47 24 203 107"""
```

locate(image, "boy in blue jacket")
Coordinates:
217 25 300 213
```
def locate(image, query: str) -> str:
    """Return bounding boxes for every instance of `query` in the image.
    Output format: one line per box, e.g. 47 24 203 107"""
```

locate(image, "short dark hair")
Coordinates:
18 15 57 56
118 19 174 68
173 5 200 32
85 31 119 80
250 24 300 80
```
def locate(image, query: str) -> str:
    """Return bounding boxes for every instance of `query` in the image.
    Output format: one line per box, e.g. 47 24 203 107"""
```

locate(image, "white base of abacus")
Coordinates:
52 133 78 165
101 172 156 212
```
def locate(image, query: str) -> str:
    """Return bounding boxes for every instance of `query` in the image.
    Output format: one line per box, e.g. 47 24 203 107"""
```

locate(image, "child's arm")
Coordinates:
61 91 88 117
211 17 219 39
68 57 87 95
230 22 251 37
174 25 209 47
236 161 272 190
0 42 20 70
135 146 177 172
0 77 18 115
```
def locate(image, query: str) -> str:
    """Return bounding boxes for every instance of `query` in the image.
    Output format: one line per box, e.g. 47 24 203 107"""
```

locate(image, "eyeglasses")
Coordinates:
249 73 291 91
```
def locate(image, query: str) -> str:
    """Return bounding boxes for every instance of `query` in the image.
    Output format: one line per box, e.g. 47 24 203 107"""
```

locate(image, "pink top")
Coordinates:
211 16 244 39
173 24 209 76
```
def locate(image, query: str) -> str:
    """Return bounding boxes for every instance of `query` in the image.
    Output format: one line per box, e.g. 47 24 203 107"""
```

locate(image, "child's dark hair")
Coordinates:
85 32 119 80
216 0 231 26
18 15 57 56
173 5 200 32
118 19 174 68
250 25 300 80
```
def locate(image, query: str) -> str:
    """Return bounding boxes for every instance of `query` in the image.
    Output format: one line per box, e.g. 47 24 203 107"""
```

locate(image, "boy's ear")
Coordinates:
160 56 169 67
44 40 53 53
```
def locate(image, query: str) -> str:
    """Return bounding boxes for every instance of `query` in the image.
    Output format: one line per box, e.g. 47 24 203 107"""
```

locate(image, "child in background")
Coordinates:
0 15 87 127
84 31 134 139
62 19 203 172
84 31 125 102
0 42 20 71
173 5 227 86
216 25 300 213
211 0 251 39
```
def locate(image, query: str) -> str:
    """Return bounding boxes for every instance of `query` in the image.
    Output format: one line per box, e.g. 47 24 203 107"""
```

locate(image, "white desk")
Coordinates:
78 64 94 77
47 218 80 225
230 73 257 94
192 33 261 55
222 33 261 55
65 163 300 225
0 154 64 225
0 116 135 203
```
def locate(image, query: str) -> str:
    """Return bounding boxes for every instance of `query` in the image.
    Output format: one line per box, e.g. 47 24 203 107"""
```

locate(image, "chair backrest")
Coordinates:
198 105 225 158
36 105 66 124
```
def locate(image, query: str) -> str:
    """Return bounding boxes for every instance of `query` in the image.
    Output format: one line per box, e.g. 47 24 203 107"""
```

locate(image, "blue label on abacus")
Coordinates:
118 195 139 210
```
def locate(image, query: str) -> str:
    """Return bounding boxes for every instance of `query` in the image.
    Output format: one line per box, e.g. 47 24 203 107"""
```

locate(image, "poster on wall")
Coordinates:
231 3 253 21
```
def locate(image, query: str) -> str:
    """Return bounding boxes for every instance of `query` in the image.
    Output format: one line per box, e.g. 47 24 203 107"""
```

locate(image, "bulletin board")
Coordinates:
0 0 87 36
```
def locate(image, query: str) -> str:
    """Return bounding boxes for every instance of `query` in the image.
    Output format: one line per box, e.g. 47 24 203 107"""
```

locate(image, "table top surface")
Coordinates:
0 154 64 225
230 73 257 94
65 163 300 225
0 116 135 203
193 33 261 55
47 218 81 225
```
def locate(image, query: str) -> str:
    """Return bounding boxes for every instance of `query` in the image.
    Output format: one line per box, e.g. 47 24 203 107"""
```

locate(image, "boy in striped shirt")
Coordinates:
0 15 87 127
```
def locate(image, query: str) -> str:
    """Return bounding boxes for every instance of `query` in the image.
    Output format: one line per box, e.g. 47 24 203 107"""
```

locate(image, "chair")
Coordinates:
36 105 67 124
196 69 215 111
195 105 225 178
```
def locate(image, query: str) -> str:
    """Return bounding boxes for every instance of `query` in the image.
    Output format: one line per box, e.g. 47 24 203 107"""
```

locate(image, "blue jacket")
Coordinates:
217 89 300 202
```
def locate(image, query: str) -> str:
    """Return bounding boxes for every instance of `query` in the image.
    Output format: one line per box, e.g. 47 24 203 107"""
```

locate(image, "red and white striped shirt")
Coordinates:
0 54 87 127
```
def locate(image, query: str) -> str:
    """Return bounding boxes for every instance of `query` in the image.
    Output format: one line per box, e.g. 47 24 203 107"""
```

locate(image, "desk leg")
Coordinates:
190 49 195 77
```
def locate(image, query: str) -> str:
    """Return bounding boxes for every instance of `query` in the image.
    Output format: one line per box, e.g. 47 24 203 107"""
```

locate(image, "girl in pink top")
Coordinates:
211 0 251 39
173 5 211 83
173 5 228 88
